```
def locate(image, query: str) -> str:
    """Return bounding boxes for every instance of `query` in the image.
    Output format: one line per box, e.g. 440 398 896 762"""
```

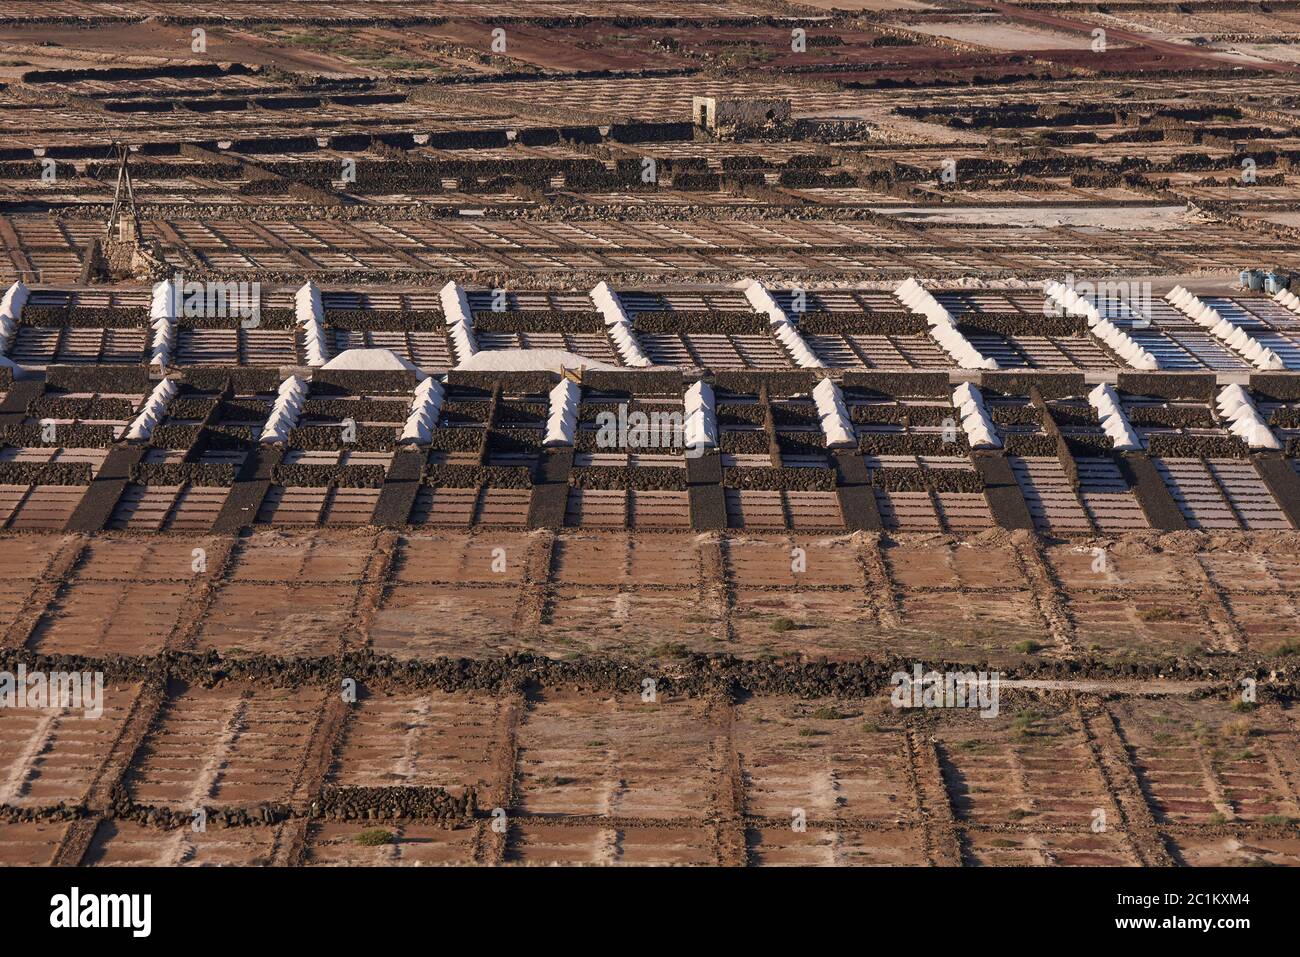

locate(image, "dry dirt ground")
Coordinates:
0 527 1296 866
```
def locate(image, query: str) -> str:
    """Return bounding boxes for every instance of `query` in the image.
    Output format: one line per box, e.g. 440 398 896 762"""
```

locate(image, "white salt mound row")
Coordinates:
1087 382 1142 452
448 322 477 363
439 281 478 361
812 378 856 448
683 380 718 453
1166 286 1285 371
1274 288 1300 314
740 278 787 324
150 278 176 321
125 377 179 442
0 281 26 319
401 376 445 444
1216 383 1282 450
294 281 329 367
895 278 998 370
929 321 998 370
1043 281 1159 371
149 278 179 367
952 381 1001 449
150 321 175 369
0 280 28 353
259 375 308 444
607 322 650 368
544 378 582 447
590 281 651 368
771 319 823 368
739 278 826 370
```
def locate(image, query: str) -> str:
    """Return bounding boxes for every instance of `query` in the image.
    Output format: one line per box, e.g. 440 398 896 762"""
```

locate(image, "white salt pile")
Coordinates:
322 348 422 374
454 348 621 373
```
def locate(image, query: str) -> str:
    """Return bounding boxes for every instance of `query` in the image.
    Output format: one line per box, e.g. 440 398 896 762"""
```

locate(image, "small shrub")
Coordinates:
652 642 689 658
1224 718 1254 738
810 706 847 720
354 829 393 846
534 775 573 788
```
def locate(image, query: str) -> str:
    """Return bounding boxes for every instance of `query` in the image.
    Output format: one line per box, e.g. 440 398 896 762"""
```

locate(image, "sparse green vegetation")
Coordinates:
810 706 847 720
371 56 429 72
285 29 346 51
354 828 393 846
770 617 796 633
278 28 437 73
1013 639 1042 654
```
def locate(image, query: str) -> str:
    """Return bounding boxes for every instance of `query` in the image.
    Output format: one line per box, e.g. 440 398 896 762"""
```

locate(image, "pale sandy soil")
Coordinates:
903 18 1103 51
798 0 941 10
0 22 372 75
1211 43 1300 66
868 204 1191 230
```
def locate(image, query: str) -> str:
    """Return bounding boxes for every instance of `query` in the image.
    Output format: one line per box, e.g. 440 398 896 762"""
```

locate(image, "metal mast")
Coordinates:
105 142 141 242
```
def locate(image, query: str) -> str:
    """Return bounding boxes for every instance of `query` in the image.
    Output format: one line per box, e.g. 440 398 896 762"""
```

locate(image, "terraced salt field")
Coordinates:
1 0 1298 879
